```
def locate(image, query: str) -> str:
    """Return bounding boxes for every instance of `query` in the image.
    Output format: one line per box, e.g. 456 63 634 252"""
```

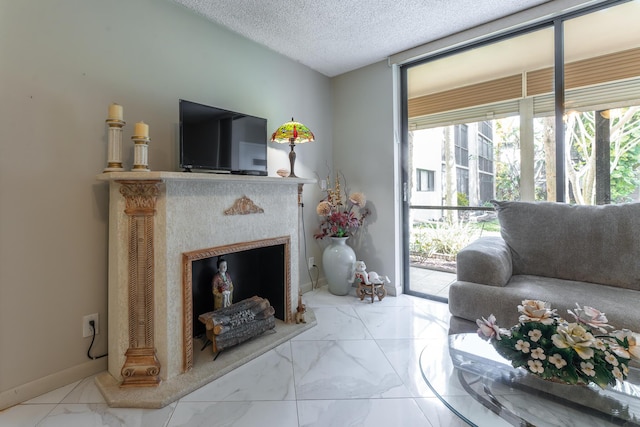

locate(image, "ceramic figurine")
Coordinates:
295 291 306 323
351 260 389 302
212 258 234 310
351 260 390 285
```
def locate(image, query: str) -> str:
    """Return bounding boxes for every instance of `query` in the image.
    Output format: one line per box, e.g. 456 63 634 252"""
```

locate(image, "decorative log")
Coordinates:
212 306 275 335
198 296 276 354
207 297 271 330
211 317 276 353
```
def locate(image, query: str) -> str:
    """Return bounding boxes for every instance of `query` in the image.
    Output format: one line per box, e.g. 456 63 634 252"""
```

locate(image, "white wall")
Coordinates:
0 0 332 406
411 128 445 220
330 62 399 293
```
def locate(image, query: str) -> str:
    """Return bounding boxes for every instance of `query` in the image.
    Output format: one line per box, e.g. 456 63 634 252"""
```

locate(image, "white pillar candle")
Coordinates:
108 103 123 121
134 121 149 138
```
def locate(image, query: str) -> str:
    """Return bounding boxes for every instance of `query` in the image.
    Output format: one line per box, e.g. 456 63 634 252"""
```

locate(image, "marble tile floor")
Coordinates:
1 286 476 427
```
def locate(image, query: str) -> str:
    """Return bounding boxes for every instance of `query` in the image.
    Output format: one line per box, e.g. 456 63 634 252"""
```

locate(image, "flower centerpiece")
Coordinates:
477 300 640 388
314 172 369 239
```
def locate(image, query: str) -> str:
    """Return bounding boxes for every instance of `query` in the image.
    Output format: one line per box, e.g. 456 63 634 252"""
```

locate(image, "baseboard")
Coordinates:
301 278 399 297
299 277 327 294
386 282 402 297
0 358 108 410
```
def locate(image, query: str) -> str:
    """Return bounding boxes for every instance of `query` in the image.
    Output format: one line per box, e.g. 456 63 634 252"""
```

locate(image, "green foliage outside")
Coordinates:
410 220 477 260
457 192 469 206
611 143 640 202
494 117 549 201
605 108 640 203
411 106 640 270
494 107 640 204
494 118 522 201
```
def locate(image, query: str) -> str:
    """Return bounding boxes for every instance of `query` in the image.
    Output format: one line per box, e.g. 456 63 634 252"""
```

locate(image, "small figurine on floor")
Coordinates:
351 260 390 286
295 291 307 324
351 260 389 302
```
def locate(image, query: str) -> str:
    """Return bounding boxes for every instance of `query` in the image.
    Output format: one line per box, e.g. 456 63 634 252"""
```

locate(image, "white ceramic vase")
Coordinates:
322 237 356 295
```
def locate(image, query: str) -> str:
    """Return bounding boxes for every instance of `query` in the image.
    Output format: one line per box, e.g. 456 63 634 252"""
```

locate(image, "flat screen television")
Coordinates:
179 99 268 175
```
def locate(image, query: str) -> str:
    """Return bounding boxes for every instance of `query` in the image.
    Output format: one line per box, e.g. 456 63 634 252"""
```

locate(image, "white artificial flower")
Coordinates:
580 361 596 377
528 359 544 374
528 329 542 342
515 339 531 353
531 347 546 360
549 353 567 369
605 351 619 367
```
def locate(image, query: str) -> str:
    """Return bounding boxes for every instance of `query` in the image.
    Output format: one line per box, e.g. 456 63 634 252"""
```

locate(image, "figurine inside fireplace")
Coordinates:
212 258 234 310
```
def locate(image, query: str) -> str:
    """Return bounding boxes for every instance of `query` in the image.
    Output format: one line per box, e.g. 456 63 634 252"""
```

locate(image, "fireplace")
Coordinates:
95 171 314 407
182 236 291 371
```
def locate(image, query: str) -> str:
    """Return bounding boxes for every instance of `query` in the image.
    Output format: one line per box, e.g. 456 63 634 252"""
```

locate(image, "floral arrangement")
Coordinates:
314 172 369 239
477 300 640 388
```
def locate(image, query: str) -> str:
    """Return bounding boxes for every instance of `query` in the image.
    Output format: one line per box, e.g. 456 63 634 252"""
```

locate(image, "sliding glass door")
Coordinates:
402 0 640 300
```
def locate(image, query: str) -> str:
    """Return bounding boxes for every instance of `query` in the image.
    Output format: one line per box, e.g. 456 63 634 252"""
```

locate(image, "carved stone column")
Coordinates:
117 180 162 387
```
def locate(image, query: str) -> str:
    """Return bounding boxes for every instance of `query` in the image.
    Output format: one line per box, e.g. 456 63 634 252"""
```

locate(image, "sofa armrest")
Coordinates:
456 236 512 287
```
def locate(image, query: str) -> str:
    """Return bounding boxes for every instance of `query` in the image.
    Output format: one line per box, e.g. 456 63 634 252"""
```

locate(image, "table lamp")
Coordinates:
271 118 314 178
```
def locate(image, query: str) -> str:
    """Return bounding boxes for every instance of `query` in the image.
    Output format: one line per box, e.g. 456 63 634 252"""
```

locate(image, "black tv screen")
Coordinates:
179 99 267 175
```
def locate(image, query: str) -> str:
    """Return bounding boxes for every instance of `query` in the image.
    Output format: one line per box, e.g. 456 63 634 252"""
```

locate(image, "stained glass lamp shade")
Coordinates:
271 118 315 178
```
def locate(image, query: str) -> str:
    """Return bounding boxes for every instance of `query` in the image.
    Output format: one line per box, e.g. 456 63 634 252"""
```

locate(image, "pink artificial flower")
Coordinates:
476 314 502 340
568 304 613 333
610 329 640 361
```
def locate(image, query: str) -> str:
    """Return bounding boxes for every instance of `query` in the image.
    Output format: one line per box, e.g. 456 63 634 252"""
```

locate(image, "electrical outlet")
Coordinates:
83 313 99 338
308 257 315 269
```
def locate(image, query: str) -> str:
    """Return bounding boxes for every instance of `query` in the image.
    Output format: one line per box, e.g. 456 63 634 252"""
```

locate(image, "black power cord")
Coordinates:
87 320 108 360
300 202 320 289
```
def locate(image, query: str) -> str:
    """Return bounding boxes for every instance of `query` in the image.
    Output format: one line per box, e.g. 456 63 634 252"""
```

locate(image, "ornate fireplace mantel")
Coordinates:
96 172 313 390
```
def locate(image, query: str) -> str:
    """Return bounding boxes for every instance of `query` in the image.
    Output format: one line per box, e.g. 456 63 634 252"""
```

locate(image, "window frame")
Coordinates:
416 168 435 192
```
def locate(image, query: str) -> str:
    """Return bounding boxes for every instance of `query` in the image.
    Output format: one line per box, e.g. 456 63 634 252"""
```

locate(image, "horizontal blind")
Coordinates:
527 47 640 96
410 47 640 129
409 100 520 129
408 75 522 118
533 78 640 115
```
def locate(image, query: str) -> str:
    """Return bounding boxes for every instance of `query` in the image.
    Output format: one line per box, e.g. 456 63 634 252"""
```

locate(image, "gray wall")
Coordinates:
0 0 335 403
331 62 399 293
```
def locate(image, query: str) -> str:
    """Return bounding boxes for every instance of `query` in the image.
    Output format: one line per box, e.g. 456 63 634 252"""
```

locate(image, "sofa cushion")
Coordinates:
456 236 512 287
449 275 640 332
493 200 640 290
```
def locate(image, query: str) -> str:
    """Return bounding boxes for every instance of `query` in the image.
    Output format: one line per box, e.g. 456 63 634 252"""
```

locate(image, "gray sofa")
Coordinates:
448 200 640 334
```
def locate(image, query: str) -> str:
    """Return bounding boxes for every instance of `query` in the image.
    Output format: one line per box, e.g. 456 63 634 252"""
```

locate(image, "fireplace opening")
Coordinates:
191 244 285 337
182 236 292 371
191 244 285 338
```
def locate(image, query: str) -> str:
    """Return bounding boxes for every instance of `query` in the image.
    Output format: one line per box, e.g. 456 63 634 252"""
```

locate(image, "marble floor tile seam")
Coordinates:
292 396 424 403
22 381 81 406
173 394 432 404
291 336 377 342
6 403 58 426
174 396 300 403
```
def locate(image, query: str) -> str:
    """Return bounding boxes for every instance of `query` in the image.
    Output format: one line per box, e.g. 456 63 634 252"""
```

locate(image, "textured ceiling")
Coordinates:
172 0 553 77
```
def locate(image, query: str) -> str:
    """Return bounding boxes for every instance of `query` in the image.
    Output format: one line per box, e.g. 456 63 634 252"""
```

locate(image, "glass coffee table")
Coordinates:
420 333 640 427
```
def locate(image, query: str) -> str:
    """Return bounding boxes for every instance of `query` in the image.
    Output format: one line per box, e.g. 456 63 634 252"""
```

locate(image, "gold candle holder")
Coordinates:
104 119 126 172
131 135 151 172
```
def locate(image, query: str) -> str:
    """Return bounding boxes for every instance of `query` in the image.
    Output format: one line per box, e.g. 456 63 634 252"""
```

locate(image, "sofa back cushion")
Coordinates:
494 200 640 290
